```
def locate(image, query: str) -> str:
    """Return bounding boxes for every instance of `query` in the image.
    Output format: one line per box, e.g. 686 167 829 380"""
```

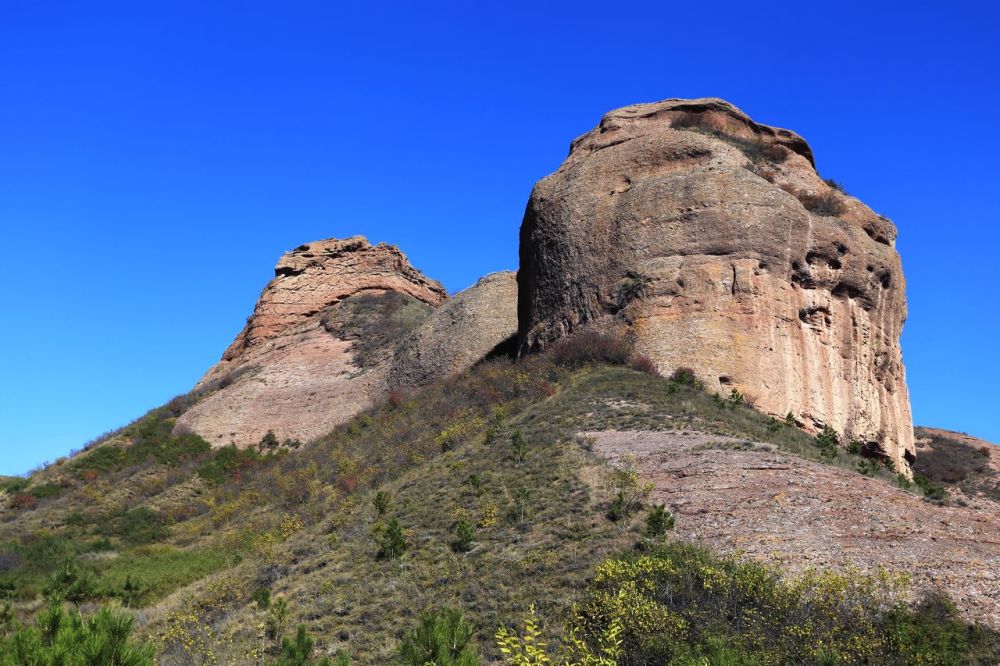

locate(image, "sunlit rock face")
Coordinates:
176 237 447 448
517 97 914 471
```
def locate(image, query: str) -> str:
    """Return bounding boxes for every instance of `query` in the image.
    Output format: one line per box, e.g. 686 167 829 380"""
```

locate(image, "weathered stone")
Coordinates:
387 271 518 390
176 237 446 448
518 97 914 471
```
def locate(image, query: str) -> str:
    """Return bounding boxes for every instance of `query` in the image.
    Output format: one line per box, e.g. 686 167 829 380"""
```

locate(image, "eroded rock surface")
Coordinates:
589 430 1000 628
388 271 518 390
176 237 446 448
519 97 914 470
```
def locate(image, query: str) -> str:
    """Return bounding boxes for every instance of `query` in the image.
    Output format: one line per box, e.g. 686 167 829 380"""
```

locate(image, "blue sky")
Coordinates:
1 1 998 475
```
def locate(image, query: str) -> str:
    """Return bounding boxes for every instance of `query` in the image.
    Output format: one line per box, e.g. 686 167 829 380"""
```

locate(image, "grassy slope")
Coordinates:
0 360 957 662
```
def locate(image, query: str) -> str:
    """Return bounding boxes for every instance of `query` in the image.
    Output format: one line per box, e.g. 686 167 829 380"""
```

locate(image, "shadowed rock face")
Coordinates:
388 271 518 390
177 238 520 449
518 97 914 471
176 237 447 448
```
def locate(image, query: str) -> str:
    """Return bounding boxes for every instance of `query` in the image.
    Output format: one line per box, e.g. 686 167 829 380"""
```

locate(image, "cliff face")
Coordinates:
177 238 519 449
176 237 447 448
517 98 914 470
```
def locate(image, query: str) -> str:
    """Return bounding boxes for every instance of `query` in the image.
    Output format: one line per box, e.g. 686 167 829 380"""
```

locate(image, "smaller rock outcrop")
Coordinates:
388 271 518 390
176 237 446 448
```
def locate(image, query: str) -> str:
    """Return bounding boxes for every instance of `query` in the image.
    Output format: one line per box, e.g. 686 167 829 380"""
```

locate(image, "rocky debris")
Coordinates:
519 97 914 472
588 429 1000 629
387 271 518 390
176 237 446 448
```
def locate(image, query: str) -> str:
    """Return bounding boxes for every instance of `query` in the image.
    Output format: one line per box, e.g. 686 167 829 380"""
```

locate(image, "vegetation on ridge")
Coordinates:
1 333 995 663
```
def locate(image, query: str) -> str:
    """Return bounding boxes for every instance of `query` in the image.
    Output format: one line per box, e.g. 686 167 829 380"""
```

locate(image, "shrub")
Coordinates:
824 178 847 193
99 507 169 545
0 478 29 495
9 493 37 511
781 184 847 217
507 488 532 526
197 444 261 484
252 586 271 610
816 425 839 461
373 491 391 516
275 624 333 666
510 429 527 463
0 604 155 665
259 430 280 453
549 333 631 368
643 505 675 537
667 367 699 387
605 460 651 523
43 560 98 604
266 597 291 643
451 520 475 553
374 518 407 560
28 483 62 500
565 542 984 665
727 388 744 408
913 472 947 503
615 272 650 311
628 354 661 377
496 605 621 666
399 609 480 666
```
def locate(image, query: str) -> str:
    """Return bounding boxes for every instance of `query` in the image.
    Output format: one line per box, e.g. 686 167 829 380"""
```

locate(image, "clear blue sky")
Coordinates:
1 1 998 475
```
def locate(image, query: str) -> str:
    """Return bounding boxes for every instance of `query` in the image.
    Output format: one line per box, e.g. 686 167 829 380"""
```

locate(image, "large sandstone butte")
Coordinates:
518 97 915 471
177 237 518 448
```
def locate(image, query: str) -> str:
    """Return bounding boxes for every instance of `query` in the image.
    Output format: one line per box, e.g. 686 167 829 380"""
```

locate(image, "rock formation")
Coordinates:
517 97 915 471
388 271 518 390
176 237 447 448
177 238 520 449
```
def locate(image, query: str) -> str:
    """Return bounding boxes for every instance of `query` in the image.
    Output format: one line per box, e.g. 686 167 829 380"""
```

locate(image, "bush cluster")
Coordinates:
521 542 1000 665
549 332 632 368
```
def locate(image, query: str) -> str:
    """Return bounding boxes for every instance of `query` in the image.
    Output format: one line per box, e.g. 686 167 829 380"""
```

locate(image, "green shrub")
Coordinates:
399 609 480 666
510 429 527 463
530 541 1000 665
0 478 29 495
274 624 332 666
0 604 154 665
451 520 475 553
197 444 262 484
43 560 98 604
913 472 947 503
374 518 407 560
816 426 839 460
99 507 168 545
259 429 280 453
27 483 62 500
643 505 675 537
252 586 271 610
373 491 391 516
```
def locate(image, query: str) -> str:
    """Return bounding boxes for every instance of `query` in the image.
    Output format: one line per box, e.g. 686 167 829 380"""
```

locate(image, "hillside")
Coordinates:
2 346 998 663
3 97 997 664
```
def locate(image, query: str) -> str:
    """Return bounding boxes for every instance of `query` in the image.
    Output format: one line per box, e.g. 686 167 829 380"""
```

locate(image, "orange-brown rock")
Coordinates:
518 98 914 471
176 237 446 448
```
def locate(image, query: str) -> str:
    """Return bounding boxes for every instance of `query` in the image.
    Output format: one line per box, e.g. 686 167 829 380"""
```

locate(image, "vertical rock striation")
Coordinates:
517 98 915 470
